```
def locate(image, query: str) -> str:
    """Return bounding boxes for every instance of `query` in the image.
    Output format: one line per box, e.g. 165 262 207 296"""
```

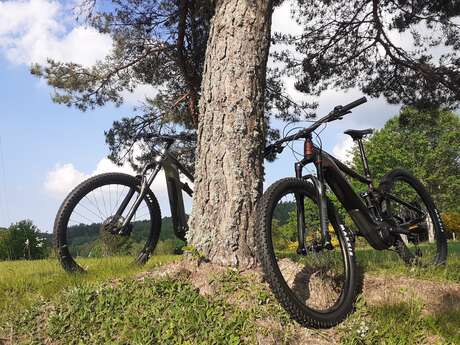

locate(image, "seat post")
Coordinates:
357 139 372 181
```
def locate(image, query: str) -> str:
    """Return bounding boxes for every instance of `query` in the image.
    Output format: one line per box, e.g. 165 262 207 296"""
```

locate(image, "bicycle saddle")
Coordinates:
344 128 373 140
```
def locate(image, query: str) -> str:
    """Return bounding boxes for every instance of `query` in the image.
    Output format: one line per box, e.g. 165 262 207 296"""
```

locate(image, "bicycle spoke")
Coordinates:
77 200 105 222
85 194 106 220
72 209 99 225
99 186 109 218
56 173 162 273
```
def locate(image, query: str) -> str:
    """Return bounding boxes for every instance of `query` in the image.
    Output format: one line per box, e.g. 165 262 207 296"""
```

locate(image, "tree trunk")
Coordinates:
187 0 273 268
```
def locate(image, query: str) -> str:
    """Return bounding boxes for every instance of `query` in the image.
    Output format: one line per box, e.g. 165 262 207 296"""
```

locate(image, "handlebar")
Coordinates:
336 96 367 115
264 97 367 157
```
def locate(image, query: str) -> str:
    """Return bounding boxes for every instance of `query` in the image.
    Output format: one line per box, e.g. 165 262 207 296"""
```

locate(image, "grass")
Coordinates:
356 241 460 282
0 255 178 327
2 265 294 344
338 240 460 345
42 278 254 344
340 297 459 345
1 241 459 344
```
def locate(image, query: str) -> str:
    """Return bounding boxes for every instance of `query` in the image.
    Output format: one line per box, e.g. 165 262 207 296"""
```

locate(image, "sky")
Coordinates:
0 0 400 232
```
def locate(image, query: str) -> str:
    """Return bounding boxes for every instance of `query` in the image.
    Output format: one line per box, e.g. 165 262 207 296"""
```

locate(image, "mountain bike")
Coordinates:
54 133 195 272
257 97 448 328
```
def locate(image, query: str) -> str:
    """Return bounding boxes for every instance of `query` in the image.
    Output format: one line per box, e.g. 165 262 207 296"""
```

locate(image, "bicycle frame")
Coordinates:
162 151 194 240
264 96 431 254
295 136 393 251
118 142 194 241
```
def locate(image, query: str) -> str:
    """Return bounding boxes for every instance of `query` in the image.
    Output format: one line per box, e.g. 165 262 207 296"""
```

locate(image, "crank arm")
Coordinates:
389 227 418 241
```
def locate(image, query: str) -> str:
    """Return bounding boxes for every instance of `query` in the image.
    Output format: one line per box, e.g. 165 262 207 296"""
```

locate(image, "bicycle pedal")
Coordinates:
311 241 323 252
296 247 308 256
324 241 334 250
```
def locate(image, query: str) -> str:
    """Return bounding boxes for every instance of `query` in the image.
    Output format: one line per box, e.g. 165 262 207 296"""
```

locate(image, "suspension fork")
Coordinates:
314 155 333 249
295 162 307 255
116 145 169 233
295 137 333 253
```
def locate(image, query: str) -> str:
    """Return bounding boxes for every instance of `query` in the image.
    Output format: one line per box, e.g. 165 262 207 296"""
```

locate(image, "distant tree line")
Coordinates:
0 217 183 261
0 220 51 260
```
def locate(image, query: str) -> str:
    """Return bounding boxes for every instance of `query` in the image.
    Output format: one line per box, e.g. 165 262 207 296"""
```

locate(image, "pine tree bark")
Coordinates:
187 0 273 268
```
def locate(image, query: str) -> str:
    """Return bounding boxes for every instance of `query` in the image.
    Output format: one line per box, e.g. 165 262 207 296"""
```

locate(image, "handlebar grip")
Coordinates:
339 96 367 113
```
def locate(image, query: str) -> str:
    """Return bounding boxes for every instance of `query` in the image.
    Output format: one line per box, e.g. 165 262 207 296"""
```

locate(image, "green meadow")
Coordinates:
0 243 459 344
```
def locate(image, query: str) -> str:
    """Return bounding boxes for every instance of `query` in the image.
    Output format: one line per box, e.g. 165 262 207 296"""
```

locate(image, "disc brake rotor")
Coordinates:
101 215 124 235
99 216 133 255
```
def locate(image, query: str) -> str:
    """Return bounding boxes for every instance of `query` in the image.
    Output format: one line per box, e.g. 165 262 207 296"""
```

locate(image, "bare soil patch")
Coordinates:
363 275 460 315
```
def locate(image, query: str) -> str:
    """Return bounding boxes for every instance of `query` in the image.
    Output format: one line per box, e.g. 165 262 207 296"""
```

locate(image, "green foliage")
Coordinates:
341 294 460 345
341 298 429 345
271 199 341 250
279 0 460 109
442 212 460 237
46 278 256 344
3 265 294 344
0 220 50 260
424 308 460 344
350 107 460 214
30 1 460 174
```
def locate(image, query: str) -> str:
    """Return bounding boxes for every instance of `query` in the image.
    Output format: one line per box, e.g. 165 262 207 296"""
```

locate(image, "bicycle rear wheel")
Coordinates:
256 178 361 328
54 173 161 272
379 169 447 266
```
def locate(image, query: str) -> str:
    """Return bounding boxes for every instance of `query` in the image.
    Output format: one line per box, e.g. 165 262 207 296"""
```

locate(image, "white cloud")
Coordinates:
272 1 302 36
93 158 135 176
0 0 112 66
44 155 170 197
44 159 132 197
121 84 158 106
44 157 175 217
44 163 88 195
332 136 355 163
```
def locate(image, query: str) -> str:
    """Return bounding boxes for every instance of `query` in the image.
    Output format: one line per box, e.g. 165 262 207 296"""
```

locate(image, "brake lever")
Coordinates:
333 105 343 112
264 144 284 157
328 110 351 122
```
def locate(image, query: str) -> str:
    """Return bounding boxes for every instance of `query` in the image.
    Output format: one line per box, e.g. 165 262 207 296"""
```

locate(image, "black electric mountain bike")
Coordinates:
54 133 195 272
257 97 448 328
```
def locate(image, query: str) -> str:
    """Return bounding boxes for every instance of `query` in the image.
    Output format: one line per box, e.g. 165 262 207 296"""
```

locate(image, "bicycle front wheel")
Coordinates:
256 178 361 328
54 173 161 272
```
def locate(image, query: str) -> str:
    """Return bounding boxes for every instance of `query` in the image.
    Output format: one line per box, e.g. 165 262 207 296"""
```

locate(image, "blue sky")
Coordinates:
0 0 400 232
